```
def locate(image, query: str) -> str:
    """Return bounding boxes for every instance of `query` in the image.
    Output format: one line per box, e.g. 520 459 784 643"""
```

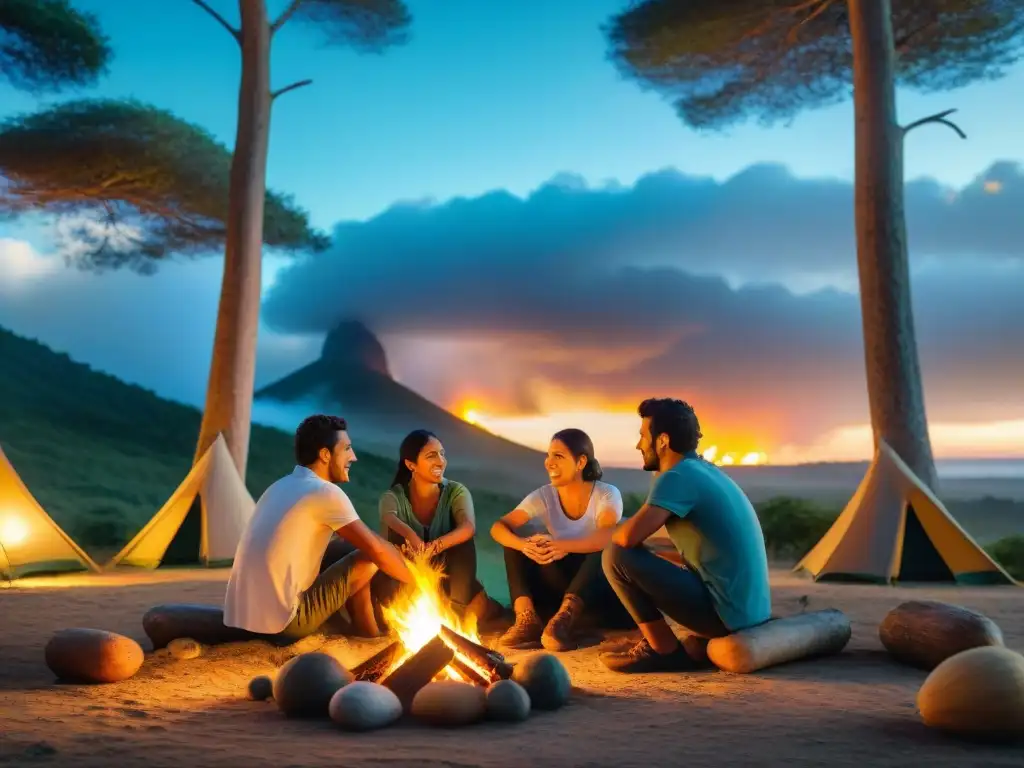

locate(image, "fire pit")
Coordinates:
268 554 571 729
351 554 515 710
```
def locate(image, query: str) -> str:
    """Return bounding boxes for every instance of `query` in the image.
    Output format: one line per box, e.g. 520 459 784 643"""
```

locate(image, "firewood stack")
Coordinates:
352 627 514 711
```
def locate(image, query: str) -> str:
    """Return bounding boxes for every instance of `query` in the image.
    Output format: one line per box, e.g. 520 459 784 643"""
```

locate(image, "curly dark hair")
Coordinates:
294 414 349 466
637 398 702 454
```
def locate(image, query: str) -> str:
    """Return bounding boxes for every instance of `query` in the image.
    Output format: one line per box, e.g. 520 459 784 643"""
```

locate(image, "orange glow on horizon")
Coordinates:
445 402 1024 466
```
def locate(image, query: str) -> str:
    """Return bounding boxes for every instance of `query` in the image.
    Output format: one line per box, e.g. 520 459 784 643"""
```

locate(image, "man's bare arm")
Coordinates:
552 507 619 553
336 519 413 583
612 503 672 548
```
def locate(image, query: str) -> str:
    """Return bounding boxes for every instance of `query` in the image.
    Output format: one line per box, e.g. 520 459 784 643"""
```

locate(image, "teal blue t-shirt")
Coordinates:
648 453 772 631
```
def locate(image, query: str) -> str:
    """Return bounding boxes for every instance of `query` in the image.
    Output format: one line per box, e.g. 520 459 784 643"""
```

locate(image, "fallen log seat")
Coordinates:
879 600 1004 671
706 608 852 674
143 604 257 650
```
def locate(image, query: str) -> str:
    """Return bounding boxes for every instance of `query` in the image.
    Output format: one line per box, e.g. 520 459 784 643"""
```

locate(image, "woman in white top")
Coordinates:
490 428 634 651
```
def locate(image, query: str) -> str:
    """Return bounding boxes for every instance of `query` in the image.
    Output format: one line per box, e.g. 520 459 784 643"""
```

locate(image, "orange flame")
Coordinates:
380 552 485 681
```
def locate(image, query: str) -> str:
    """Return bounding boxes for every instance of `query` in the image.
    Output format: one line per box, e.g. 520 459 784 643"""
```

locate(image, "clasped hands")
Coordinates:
521 533 569 565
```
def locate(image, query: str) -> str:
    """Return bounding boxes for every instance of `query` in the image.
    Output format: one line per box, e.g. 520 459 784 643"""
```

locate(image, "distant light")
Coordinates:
463 409 480 425
719 454 735 466
702 445 719 462
983 180 1003 194
740 451 768 466
0 516 29 547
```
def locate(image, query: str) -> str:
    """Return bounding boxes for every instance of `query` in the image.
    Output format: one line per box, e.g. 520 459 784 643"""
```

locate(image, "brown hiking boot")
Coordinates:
541 595 583 652
499 608 543 649
599 638 699 673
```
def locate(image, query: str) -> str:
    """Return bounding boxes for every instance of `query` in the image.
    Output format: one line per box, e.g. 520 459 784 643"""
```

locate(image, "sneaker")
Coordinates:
541 595 583 652
599 638 699 673
499 609 544 649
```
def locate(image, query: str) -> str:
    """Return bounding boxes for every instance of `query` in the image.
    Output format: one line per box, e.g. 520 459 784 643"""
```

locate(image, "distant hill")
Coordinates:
0 325 521 564
255 320 654 497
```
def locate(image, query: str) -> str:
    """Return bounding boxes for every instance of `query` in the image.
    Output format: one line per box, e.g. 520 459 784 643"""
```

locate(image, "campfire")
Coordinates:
351 554 513 709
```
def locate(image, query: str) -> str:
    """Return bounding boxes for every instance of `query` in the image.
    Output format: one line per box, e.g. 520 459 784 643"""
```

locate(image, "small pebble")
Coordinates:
248 675 274 701
167 638 202 660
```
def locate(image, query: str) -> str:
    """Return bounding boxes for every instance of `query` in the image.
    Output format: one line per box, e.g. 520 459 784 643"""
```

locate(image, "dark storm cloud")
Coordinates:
259 160 1024 442
261 159 1024 338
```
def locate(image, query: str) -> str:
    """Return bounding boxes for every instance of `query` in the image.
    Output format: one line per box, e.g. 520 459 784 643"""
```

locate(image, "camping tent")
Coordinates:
106 434 255 569
0 445 100 580
794 440 1016 585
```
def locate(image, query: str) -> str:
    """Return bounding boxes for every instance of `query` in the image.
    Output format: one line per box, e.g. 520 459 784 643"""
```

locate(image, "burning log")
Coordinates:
351 640 404 683
451 656 494 687
380 635 454 710
439 625 514 681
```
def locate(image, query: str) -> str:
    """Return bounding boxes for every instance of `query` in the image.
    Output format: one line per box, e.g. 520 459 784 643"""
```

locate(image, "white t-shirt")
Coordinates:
515 481 623 540
223 465 360 634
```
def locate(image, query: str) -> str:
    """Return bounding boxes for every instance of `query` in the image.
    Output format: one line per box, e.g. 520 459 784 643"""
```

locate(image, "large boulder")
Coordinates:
879 600 1004 670
273 652 354 718
917 646 1024 741
510 652 572 711
44 628 144 684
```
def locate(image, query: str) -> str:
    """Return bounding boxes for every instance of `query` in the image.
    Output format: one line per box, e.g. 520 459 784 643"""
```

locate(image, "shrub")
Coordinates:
755 496 836 561
986 535 1024 580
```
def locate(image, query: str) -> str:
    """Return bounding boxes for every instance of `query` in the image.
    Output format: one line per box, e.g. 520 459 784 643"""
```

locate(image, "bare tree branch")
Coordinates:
901 108 967 140
895 19 941 55
271 0 305 34
271 78 313 100
190 0 241 43
786 0 838 44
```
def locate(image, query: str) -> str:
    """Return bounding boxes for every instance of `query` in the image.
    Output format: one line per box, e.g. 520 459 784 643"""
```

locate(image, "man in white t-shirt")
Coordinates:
223 414 412 644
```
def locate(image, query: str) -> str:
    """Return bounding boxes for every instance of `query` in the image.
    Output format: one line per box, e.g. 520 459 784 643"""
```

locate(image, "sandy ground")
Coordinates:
1 569 1022 768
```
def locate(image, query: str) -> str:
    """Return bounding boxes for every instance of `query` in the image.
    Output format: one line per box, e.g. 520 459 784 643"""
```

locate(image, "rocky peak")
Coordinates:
320 320 390 377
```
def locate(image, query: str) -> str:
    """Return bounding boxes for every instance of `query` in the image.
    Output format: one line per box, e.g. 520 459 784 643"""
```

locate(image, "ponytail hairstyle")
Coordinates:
390 429 440 488
551 428 603 481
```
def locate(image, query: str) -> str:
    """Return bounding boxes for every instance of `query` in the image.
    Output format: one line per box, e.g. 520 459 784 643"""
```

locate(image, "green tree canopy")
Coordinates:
0 98 329 272
605 0 1024 129
0 0 112 92
273 0 411 51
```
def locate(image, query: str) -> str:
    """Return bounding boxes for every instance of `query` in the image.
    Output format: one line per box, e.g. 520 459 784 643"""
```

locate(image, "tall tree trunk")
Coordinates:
194 0 272 481
846 0 938 491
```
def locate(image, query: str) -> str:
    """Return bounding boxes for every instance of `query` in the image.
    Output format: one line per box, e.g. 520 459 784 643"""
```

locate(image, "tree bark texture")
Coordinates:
847 0 938 490
194 0 272 480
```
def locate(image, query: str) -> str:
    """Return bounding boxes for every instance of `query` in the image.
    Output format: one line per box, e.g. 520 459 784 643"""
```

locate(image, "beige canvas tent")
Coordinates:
106 434 255 569
794 440 1016 585
0 445 100 580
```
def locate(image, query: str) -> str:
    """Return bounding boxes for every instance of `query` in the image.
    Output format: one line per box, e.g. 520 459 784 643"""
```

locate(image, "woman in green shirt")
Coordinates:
371 429 488 622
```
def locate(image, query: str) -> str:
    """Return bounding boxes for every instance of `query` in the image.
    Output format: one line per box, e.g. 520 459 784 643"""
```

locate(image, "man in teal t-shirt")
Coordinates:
600 398 772 673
